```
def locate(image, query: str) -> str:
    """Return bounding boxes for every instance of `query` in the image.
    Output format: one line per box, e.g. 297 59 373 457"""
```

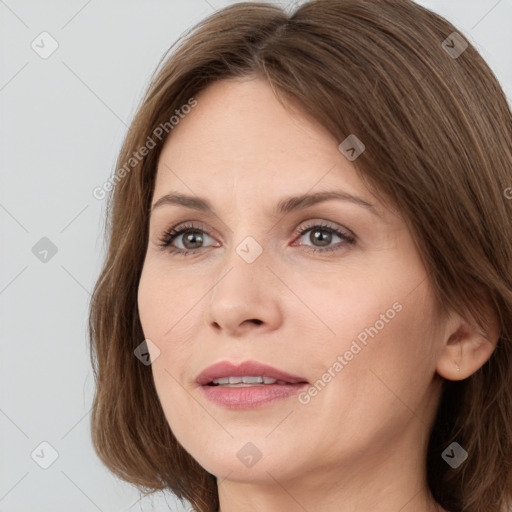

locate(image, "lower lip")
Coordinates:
200 383 308 409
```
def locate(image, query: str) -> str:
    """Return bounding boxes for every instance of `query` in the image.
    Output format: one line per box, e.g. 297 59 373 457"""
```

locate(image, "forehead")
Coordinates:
154 77 370 203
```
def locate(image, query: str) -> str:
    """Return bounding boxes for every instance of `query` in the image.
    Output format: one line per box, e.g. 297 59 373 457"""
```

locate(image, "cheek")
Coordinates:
137 264 161 334
137 269 194 441
137 261 202 395
137 264 181 371
293 269 403 360
298 258 439 407
137 261 193 340
312 279 439 423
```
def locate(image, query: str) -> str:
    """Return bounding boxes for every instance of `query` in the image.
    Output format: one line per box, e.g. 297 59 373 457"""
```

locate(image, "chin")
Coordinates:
181 436 302 483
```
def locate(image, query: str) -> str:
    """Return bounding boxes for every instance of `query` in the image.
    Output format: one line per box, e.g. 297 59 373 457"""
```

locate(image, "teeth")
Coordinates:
236 376 262 384
211 376 280 386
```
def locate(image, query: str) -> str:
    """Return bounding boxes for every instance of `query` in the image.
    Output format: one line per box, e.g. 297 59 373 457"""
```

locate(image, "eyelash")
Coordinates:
157 221 356 256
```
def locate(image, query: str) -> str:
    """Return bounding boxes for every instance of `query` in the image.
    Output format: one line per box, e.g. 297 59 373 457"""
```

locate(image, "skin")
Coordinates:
137 76 498 512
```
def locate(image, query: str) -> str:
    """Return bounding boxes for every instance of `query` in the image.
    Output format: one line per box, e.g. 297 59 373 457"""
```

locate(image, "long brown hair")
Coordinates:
88 1 512 510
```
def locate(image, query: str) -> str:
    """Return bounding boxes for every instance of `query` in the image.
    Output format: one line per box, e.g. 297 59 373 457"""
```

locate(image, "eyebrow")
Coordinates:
151 190 380 217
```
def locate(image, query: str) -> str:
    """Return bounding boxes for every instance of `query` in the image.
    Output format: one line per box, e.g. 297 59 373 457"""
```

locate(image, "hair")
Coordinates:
88 1 512 511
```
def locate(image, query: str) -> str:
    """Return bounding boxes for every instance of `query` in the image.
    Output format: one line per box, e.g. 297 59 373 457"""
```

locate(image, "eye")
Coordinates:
157 222 217 256
157 221 356 256
292 222 356 253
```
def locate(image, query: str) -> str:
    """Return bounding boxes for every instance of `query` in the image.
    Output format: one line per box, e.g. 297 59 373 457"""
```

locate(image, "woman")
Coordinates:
88 1 512 511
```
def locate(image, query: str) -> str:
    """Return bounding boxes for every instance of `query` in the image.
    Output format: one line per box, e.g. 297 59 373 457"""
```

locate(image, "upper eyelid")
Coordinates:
161 218 349 234
161 220 354 245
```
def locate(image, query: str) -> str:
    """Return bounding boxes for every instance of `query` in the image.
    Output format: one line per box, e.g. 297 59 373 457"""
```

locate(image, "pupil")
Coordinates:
184 231 203 249
312 229 331 246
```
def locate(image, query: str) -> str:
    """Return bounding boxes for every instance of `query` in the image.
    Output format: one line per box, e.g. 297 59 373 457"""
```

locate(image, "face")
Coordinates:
137 76 446 486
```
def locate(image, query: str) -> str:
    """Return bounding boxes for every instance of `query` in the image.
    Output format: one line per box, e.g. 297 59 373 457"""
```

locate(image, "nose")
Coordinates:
205 241 283 338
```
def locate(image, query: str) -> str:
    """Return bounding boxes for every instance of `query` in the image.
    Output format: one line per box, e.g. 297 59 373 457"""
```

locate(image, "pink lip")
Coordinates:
195 360 308 386
196 360 309 409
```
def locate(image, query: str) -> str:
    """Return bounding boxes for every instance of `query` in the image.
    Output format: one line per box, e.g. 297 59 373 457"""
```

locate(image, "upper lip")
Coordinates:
196 360 309 386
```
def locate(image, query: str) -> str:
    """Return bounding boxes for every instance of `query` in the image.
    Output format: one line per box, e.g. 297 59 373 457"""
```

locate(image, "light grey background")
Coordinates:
1 1 511 511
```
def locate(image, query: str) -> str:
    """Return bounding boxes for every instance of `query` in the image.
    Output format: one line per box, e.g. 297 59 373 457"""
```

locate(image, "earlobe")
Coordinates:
436 310 500 381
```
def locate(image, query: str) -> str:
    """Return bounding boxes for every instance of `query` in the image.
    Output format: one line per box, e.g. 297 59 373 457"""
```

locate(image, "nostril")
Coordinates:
251 319 263 325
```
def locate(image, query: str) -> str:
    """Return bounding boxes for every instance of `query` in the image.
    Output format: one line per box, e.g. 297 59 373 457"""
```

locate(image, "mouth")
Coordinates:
206 376 302 387
196 360 309 409
196 360 309 387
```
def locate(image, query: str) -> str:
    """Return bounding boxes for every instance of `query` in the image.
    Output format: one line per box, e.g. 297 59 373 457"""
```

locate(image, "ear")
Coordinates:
436 304 500 381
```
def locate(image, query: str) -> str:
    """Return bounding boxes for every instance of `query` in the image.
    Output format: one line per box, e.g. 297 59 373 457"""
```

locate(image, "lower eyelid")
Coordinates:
161 224 354 255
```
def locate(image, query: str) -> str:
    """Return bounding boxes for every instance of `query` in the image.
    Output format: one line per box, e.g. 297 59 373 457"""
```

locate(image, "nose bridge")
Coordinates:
205 228 280 333
217 201 270 276
211 231 268 303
